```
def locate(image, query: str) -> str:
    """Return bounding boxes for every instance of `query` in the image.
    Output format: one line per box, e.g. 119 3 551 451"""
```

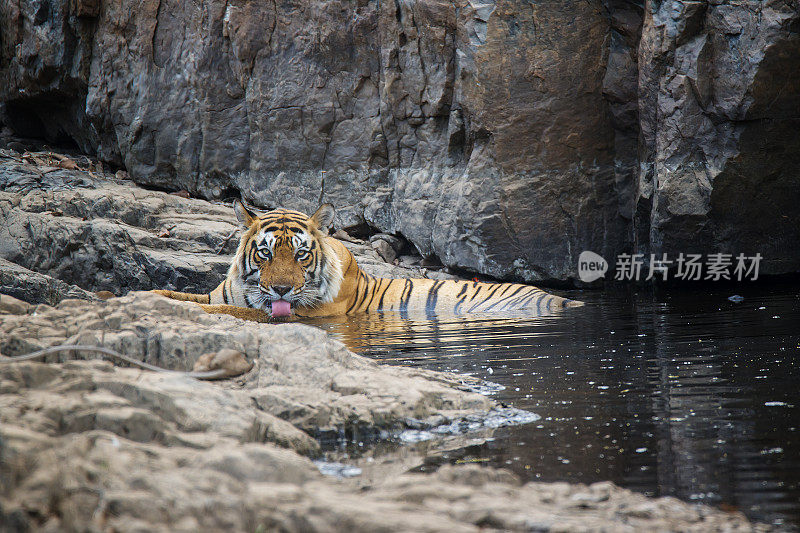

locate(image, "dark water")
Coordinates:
309 284 800 529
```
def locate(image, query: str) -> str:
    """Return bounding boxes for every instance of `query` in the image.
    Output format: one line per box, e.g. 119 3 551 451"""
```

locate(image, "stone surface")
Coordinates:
1 1 798 282
0 153 456 303
0 291 769 531
370 237 398 264
192 348 253 379
0 291 493 439
0 153 236 296
0 257 94 305
633 1 800 273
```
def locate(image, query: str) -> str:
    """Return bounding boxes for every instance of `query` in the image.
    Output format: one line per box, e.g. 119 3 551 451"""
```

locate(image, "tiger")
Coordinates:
153 200 583 321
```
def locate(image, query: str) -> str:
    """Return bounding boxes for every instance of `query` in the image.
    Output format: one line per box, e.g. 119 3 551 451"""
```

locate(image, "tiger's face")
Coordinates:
230 200 341 316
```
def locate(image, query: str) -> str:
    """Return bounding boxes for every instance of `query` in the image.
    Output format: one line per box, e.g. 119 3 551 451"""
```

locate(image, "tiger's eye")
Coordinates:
296 249 310 260
255 247 272 260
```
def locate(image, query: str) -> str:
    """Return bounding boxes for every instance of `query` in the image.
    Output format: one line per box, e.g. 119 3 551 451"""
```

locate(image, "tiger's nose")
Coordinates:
272 286 293 298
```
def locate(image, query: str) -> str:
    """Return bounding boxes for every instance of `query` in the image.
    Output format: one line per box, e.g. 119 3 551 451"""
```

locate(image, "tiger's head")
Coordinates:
230 200 343 316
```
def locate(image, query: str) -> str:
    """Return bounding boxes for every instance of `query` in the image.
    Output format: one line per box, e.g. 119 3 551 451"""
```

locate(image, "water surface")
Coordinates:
309 284 800 529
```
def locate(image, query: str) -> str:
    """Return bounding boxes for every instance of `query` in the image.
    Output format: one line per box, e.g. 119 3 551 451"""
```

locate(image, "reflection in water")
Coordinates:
306 307 569 353
306 286 800 528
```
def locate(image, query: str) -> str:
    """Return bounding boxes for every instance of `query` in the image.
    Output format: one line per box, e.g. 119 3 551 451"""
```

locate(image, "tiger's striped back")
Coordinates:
345 271 580 317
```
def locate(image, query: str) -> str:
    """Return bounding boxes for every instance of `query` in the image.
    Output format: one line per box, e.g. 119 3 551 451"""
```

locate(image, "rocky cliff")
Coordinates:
1 0 798 283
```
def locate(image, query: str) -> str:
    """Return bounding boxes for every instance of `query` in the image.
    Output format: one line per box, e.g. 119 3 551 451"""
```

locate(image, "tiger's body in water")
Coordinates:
154 201 582 321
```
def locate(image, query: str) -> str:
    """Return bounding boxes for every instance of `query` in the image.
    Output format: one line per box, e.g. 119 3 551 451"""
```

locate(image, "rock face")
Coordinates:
1 0 799 283
0 292 769 531
633 1 800 273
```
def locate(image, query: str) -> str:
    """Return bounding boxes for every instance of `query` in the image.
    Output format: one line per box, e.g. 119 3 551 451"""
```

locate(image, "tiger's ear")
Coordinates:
233 199 257 228
311 203 335 231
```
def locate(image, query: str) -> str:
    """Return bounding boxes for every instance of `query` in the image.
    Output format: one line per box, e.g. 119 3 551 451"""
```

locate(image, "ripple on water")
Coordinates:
314 461 363 478
399 407 542 443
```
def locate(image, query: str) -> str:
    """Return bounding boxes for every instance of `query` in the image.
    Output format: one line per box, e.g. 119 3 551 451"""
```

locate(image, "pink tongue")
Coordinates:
271 299 292 317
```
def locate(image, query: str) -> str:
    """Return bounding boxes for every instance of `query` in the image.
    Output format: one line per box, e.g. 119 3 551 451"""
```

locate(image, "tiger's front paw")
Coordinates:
151 289 173 298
